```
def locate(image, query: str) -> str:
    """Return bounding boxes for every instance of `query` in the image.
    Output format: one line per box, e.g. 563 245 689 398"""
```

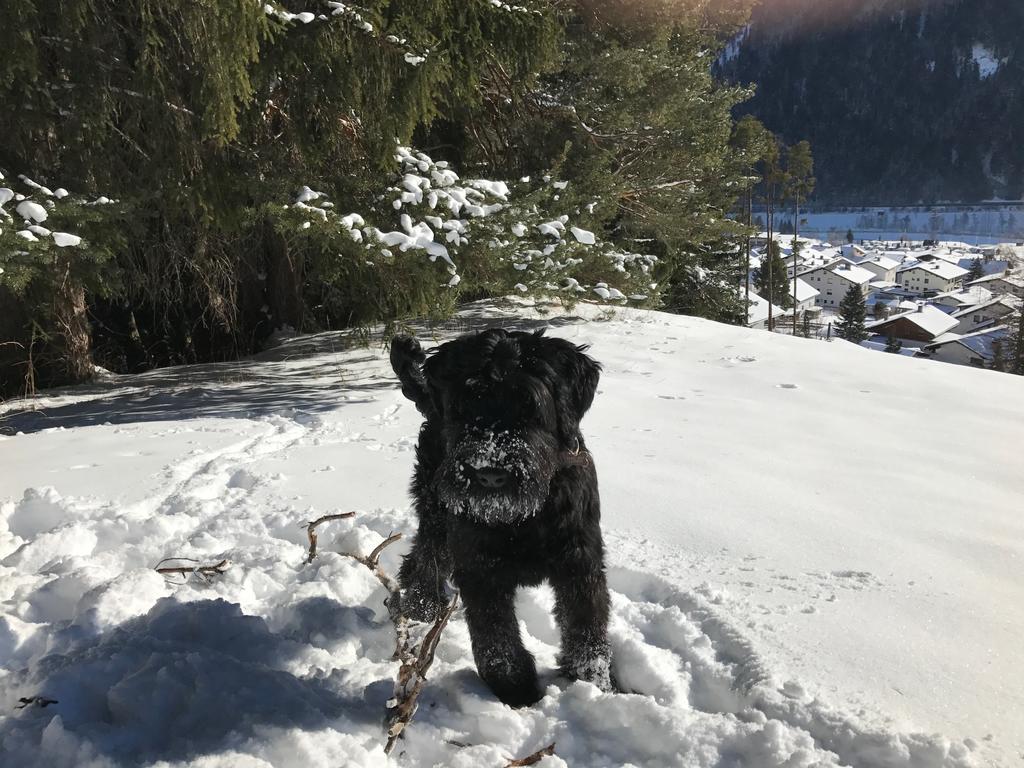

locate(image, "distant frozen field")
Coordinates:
1 301 1022 767
775 206 1024 245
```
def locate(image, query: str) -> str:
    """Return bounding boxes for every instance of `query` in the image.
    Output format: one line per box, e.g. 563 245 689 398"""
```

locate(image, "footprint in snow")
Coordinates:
777 383 799 390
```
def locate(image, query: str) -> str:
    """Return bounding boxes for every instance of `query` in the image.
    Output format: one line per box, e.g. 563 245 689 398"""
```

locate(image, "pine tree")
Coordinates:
990 338 1006 372
835 283 868 343
756 241 792 310
784 140 815 334
884 333 903 353
730 115 774 316
966 257 985 283
846 229 855 244
1008 311 1024 376
758 135 787 329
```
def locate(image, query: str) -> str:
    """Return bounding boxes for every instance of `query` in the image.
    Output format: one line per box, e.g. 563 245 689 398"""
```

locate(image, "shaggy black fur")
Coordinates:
389 328 612 707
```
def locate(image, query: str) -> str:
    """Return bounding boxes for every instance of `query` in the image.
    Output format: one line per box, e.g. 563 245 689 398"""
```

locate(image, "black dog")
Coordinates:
389 328 612 706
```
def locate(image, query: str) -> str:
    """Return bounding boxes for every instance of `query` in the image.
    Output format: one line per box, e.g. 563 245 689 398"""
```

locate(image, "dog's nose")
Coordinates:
474 467 510 490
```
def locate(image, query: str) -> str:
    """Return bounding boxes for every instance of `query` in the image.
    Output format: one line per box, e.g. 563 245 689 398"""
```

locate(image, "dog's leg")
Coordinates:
460 575 542 707
397 502 452 622
551 557 613 693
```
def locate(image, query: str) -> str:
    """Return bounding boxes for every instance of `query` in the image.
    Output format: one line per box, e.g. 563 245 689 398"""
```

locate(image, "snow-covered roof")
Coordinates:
829 263 875 285
951 297 1019 319
931 285 994 308
958 258 1009 277
793 277 819 303
897 260 970 280
745 291 783 326
968 271 1024 288
864 255 900 271
866 305 960 338
925 325 1010 358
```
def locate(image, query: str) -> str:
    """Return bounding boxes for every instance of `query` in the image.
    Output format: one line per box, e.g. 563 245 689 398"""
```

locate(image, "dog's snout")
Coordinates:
474 466 510 490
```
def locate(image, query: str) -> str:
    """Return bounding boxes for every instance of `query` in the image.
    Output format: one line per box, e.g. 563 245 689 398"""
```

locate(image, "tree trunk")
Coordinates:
745 190 751 312
767 184 774 332
53 255 94 384
263 216 305 332
793 196 800 335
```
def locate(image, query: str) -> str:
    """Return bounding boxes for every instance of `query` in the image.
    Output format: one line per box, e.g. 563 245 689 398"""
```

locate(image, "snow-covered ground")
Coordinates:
2 301 1022 768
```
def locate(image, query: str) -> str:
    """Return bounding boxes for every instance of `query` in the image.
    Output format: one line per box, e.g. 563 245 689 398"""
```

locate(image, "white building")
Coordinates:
918 326 1010 368
745 291 784 331
896 260 969 296
865 304 960 343
950 297 1020 334
799 262 875 308
967 272 1024 299
857 255 900 283
790 277 820 314
931 285 994 311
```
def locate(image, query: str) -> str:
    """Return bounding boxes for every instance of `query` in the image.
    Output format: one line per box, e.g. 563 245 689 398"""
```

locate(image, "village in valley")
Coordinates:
745 232 1024 370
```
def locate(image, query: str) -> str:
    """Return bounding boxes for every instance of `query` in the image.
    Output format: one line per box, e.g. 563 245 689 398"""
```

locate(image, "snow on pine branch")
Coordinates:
283 146 658 302
0 173 88 255
260 1 431 66
261 0 542 67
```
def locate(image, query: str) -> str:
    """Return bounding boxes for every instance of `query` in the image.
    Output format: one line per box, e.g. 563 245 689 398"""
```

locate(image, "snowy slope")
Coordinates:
1 301 1023 768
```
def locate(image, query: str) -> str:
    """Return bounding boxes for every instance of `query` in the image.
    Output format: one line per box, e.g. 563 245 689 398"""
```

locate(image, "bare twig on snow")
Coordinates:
302 511 356 563
384 591 460 755
505 742 557 767
154 558 231 582
15 696 58 710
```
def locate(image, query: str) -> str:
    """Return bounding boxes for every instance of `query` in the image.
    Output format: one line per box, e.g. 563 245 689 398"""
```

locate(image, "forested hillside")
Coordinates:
0 0 756 397
719 0 1024 205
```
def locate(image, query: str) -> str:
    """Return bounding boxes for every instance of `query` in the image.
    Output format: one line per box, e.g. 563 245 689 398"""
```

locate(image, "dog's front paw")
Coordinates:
396 586 448 623
479 648 543 707
561 645 613 693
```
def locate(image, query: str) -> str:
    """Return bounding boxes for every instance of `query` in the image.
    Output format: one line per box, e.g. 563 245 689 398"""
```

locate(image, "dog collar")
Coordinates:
560 437 591 468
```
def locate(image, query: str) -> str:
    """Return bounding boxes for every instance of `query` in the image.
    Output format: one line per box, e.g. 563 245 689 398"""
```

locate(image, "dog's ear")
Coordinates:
390 335 432 416
566 345 602 421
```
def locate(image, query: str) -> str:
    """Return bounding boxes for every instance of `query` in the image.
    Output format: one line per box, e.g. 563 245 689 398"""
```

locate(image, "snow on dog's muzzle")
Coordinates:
435 429 552 524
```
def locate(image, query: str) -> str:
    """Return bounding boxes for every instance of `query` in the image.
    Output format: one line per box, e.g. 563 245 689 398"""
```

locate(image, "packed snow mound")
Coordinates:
1 300 1022 767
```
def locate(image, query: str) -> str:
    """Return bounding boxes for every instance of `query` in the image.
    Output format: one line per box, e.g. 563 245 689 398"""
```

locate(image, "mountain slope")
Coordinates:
719 0 1024 204
1 301 1022 767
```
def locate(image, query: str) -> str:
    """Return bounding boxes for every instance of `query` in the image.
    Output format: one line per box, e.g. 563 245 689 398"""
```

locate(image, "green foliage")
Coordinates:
835 283 868 344
1007 311 1024 376
1 0 760 394
756 242 791 309
884 333 902 354
721 0 1024 203
990 337 1006 372
966 257 985 283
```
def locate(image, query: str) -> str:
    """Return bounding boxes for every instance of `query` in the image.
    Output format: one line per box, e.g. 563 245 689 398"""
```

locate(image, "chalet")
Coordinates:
857 255 900 283
896 260 969 296
799 262 874 308
865 304 959 343
967 272 1024 299
950 297 1020 334
931 285 995 311
745 291 784 331
918 326 1010 368
789 277 820 314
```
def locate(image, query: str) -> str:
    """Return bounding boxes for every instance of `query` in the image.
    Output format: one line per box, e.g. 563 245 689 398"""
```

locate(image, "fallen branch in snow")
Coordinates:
15 696 58 710
154 558 231 582
384 591 460 755
302 511 357 563
331 522 459 754
504 743 557 767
